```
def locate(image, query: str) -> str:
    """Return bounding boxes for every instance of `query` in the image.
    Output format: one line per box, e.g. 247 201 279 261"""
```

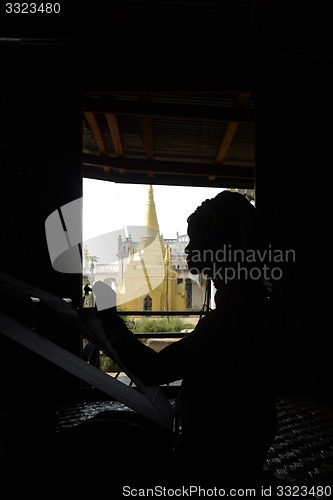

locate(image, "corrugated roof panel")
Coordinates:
153 118 229 162
117 115 145 155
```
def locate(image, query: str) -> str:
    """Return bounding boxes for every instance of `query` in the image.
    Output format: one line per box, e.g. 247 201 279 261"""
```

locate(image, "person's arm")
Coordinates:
92 281 195 386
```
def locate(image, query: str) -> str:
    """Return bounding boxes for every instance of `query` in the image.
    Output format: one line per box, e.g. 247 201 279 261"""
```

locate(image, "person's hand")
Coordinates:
92 281 117 312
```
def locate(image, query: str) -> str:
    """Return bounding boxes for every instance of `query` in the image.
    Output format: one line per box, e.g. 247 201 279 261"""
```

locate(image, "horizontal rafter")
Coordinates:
83 98 254 123
82 153 254 180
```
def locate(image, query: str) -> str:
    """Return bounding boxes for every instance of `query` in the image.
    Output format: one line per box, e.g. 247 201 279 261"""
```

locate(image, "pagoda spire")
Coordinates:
138 184 165 256
144 185 160 234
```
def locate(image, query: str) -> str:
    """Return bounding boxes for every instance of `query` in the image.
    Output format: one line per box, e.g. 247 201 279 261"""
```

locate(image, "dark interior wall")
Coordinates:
1 51 82 304
0 49 83 405
255 61 333 396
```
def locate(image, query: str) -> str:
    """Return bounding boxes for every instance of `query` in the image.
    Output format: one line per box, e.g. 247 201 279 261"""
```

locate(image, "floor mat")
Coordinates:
55 395 333 486
266 396 333 486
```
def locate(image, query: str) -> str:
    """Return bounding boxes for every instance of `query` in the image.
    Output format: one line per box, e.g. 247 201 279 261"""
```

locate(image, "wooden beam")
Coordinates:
83 98 255 123
215 122 239 165
82 166 254 190
216 92 252 164
105 113 124 156
82 154 254 180
105 112 127 174
84 111 107 156
209 92 253 181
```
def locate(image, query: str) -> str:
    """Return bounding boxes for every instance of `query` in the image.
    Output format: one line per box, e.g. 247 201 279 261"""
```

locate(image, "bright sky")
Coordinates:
83 179 225 241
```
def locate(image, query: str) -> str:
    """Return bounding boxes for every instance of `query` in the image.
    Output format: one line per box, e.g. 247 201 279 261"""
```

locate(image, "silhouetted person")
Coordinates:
92 190 279 487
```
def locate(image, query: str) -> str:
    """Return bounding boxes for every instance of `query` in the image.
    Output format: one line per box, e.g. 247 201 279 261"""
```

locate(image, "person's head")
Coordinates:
185 190 266 286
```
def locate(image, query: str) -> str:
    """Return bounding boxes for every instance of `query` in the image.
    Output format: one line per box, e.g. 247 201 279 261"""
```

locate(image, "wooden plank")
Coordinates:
83 99 255 123
215 121 239 165
82 154 254 180
0 312 173 431
105 112 124 156
209 91 253 180
84 111 107 156
82 166 254 189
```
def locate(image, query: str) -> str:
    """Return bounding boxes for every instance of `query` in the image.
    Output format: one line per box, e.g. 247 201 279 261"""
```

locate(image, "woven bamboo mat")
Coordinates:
55 395 333 486
266 397 333 486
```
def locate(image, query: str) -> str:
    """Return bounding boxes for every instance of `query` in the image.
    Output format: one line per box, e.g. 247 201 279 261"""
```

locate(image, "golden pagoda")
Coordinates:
116 185 183 312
